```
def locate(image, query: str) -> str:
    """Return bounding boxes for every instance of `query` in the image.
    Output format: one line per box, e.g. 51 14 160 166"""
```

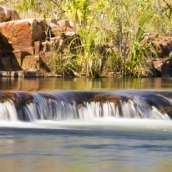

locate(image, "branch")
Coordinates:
163 0 172 14
49 0 65 13
68 67 85 78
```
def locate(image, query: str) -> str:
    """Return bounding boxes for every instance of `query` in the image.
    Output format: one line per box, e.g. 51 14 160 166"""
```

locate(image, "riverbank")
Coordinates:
0 2 172 78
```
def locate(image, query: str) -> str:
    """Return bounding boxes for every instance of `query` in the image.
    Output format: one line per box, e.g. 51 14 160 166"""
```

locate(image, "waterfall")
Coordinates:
0 100 18 121
0 91 172 121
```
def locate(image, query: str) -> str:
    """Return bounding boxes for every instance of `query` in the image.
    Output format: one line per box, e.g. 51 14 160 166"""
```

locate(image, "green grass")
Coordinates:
2 0 172 77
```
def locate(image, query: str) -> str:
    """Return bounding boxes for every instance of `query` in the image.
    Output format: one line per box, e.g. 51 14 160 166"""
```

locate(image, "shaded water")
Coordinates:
1 77 172 172
1 77 172 91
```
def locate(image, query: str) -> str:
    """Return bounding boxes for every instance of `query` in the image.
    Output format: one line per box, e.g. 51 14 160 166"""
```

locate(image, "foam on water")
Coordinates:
0 118 172 133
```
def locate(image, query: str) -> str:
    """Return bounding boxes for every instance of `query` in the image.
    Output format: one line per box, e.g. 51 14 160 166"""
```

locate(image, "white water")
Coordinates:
2 80 172 172
1 90 172 172
0 97 171 121
0 100 18 121
0 118 172 134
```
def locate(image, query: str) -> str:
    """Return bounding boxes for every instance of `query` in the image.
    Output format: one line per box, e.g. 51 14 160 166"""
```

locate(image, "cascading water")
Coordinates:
0 90 172 121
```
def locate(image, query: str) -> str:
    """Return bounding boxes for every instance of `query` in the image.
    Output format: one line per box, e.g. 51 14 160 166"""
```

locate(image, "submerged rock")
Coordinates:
0 90 171 121
88 94 122 104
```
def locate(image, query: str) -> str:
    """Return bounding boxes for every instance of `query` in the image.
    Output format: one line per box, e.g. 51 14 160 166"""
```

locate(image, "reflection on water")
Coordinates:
1 77 172 91
0 123 172 172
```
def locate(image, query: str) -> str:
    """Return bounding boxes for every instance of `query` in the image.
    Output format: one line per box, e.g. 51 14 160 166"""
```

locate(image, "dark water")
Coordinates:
1 77 172 172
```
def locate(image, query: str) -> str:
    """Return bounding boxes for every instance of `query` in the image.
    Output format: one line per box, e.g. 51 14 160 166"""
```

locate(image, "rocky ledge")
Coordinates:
0 17 79 77
0 6 172 78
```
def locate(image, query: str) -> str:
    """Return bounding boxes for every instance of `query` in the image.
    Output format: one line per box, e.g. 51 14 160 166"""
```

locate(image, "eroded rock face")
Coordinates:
0 19 46 54
0 17 79 74
0 18 46 72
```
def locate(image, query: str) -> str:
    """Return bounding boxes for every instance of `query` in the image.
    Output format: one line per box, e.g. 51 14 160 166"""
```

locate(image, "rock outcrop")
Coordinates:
151 58 172 77
0 19 46 54
143 33 172 77
0 16 79 77
0 6 172 78
144 33 172 58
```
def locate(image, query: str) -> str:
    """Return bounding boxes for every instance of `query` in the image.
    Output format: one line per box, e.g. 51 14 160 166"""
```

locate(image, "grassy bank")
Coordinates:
1 0 172 77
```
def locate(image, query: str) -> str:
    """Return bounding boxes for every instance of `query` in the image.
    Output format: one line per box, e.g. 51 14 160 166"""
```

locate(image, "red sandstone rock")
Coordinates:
12 19 45 51
12 20 33 50
0 19 46 54
0 21 14 43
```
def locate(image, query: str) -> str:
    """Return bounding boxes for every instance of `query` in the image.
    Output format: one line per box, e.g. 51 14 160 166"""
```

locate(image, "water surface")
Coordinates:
1 119 172 172
1 77 172 172
1 77 172 91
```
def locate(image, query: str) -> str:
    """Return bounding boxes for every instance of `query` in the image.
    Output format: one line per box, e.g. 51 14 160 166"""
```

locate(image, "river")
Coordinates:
0 77 172 172
1 77 172 91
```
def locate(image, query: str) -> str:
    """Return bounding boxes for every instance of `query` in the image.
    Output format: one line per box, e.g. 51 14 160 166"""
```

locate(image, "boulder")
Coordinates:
47 19 78 37
153 36 172 58
0 6 20 22
0 19 46 54
143 33 172 58
152 58 172 77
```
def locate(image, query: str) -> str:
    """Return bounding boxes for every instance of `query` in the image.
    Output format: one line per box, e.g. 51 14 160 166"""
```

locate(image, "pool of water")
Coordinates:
1 119 172 172
1 77 172 172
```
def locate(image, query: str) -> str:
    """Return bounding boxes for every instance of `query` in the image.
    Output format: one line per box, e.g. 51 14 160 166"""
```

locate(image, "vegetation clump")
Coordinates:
1 0 172 77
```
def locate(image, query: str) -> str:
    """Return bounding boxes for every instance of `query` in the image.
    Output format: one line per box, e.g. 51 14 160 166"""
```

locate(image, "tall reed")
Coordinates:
5 0 172 77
